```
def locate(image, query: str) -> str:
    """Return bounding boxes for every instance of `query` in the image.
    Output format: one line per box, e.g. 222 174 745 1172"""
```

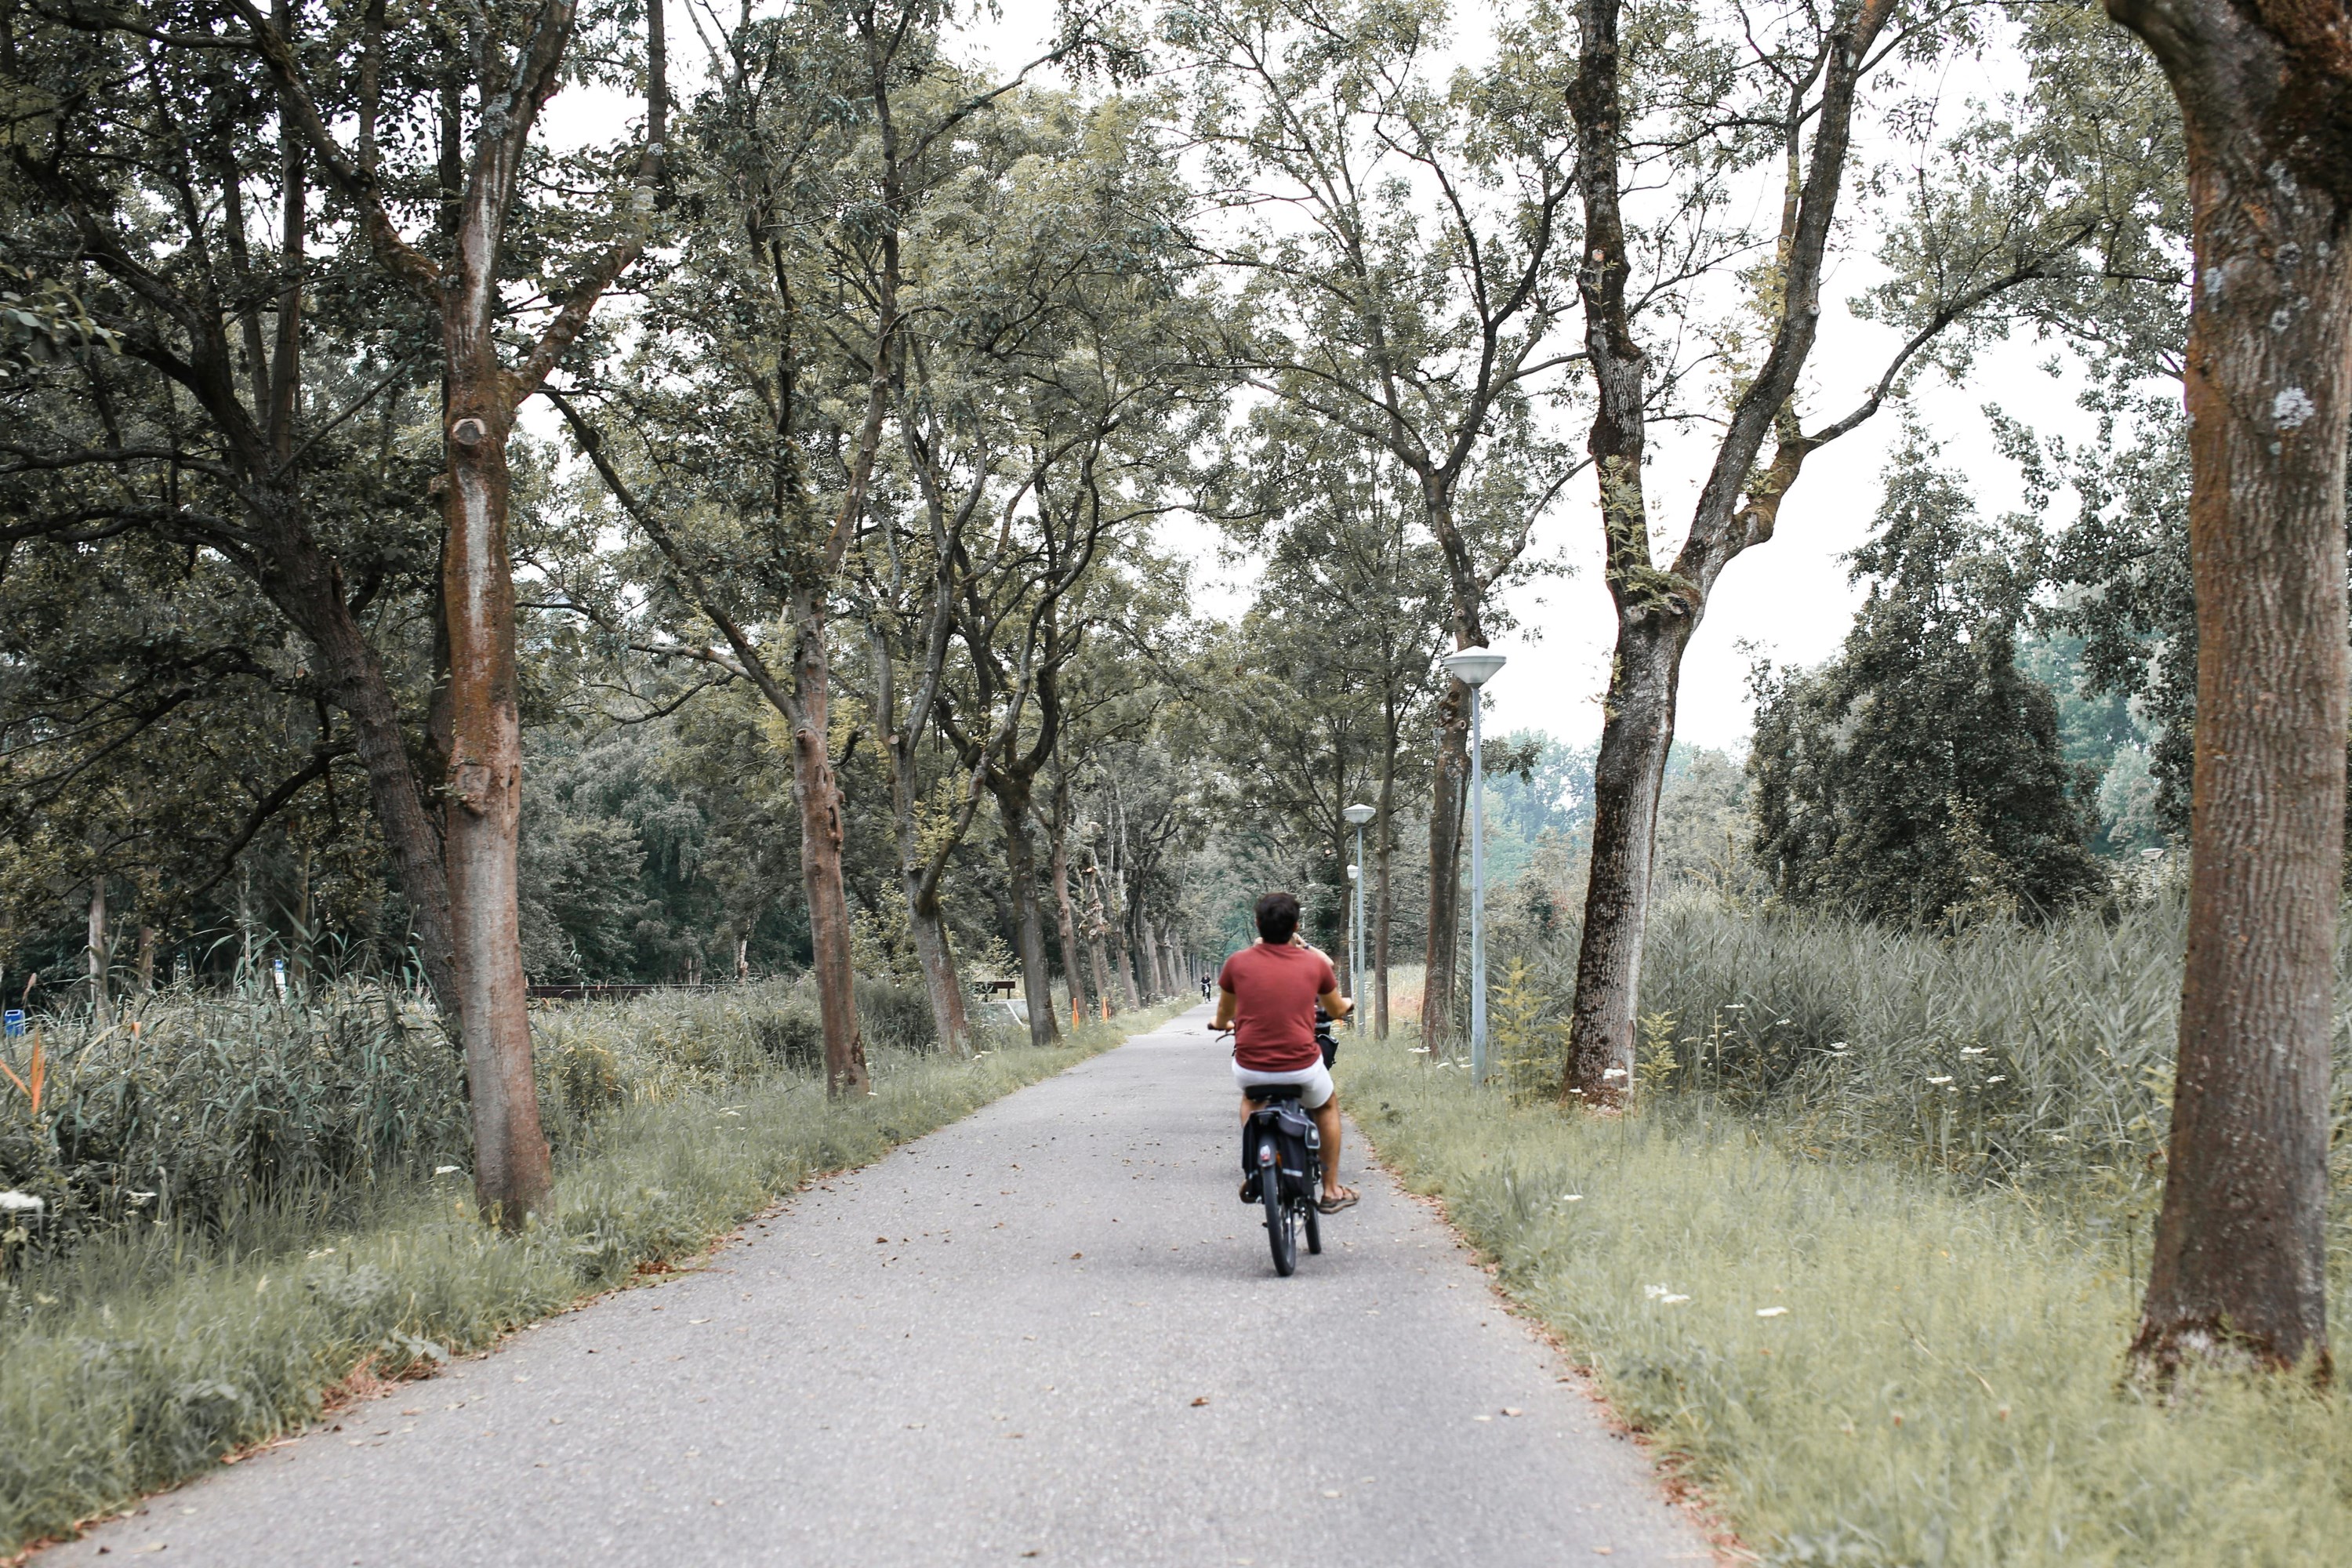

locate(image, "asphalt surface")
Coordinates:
49 1006 1711 1567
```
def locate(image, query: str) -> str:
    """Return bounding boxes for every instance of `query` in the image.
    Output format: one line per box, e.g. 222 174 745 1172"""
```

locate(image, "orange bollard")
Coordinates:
1072 997 1080 1032
1101 996 1109 1022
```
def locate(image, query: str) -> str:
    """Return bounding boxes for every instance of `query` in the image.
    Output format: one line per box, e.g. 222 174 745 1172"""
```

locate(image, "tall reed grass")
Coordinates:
1489 894 2352 1217
0 975 964 1269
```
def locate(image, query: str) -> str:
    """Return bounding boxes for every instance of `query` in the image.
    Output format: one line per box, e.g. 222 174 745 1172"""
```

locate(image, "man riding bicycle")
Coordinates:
1213 891 1359 1213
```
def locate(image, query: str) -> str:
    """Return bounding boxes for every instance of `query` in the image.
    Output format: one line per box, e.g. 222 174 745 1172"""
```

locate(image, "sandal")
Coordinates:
1316 1185 1360 1214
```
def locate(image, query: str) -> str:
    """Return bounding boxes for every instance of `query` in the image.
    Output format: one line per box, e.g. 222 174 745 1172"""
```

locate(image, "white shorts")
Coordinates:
1232 1059 1334 1109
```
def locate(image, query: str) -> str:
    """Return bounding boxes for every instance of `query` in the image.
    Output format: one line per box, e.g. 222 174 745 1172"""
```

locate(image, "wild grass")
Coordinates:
0 998 1180 1553
1350 1040 2352 1567
0 976 957 1265
1488 894 2352 1222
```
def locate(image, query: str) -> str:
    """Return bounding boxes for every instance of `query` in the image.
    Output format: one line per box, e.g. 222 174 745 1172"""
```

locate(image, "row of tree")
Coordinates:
5 0 2346 1378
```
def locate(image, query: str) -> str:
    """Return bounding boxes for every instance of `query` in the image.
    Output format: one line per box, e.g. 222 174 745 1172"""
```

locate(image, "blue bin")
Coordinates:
4 1011 23 1037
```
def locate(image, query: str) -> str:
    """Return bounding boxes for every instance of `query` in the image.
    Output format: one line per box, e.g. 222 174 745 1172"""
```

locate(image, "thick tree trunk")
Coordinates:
301 585 459 1014
1562 622 1688 1101
439 398 549 1225
1050 829 1087 1018
1145 914 1171 998
1109 906 1141 1009
906 893 971 1058
2109 0 2352 1380
1083 880 1116 1014
790 587 870 1094
995 789 1059 1047
1418 681 1468 1052
1087 935 1114 1013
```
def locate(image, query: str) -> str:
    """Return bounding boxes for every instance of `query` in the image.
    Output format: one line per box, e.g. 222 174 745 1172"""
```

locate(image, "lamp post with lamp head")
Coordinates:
1343 804 1376 1029
1440 648 1506 1081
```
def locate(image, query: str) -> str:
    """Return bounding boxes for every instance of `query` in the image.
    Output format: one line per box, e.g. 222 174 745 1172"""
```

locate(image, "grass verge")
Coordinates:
1348 1039 2352 1568
0 1003 1182 1555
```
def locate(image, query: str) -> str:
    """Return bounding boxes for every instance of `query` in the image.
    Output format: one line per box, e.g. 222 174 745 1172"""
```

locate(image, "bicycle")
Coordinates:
1240 1082 1323 1276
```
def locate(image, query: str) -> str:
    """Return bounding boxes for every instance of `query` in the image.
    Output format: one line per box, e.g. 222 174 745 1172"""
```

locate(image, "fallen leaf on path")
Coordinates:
1501 1407 1523 1417
1069 1251 1082 1260
1472 1415 1492 1423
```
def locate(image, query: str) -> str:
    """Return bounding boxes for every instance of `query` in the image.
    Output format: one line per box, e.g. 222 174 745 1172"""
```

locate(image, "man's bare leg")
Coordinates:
1311 1098 1352 1202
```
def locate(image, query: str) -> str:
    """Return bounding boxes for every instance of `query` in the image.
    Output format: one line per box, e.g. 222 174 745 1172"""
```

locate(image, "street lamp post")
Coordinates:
1441 648 1506 1083
1344 804 1375 1030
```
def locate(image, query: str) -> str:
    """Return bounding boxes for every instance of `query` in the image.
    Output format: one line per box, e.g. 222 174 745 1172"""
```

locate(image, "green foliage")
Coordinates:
1353 1043 2352 1567
0 1000 1181 1551
1751 437 2106 923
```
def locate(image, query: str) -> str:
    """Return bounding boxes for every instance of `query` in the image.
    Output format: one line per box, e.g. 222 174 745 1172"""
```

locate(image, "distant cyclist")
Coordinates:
1212 891 1358 1212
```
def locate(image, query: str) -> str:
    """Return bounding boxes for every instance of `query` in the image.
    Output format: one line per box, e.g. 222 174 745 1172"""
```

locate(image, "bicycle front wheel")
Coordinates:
1261 1138 1295 1277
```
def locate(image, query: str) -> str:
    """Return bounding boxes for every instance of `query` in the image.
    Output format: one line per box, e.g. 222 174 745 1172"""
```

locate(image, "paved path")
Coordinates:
49 1007 1711 1567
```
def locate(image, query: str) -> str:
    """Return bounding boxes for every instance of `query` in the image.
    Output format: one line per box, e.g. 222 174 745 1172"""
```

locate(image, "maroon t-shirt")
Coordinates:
1219 942 1334 1072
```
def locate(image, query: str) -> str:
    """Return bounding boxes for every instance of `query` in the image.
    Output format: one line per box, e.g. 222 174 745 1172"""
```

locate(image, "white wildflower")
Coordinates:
1756 1307 1789 1319
1926 1076 1954 1085
0 1190 43 1213
434 1166 461 1176
126 1190 156 1207
1661 1294 1690 1305
1959 1047 1986 1057
1986 1076 2007 1084
1559 1194 1585 1204
1828 1042 1849 1053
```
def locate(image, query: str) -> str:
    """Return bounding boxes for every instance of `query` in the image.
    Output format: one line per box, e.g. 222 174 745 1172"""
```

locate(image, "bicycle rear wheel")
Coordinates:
1260 1137 1295 1276
1303 1192 1322 1255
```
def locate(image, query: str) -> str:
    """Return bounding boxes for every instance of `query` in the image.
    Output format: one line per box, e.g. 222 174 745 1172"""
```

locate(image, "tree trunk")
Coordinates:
790 586 870 1094
85 880 106 1018
136 926 155 993
1109 901 1141 1009
2109 0 2352 1381
1563 622 1687 1101
1418 681 1468 1051
1374 728 1397 1039
439 394 550 1225
906 895 971 1056
1050 829 1087 1018
1560 0 1889 1105
995 789 1059 1047
1083 879 1115 1015
292 545 459 1018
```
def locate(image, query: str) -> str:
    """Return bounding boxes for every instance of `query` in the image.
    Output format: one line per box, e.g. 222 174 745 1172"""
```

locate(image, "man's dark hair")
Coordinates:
1254 891 1301 944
